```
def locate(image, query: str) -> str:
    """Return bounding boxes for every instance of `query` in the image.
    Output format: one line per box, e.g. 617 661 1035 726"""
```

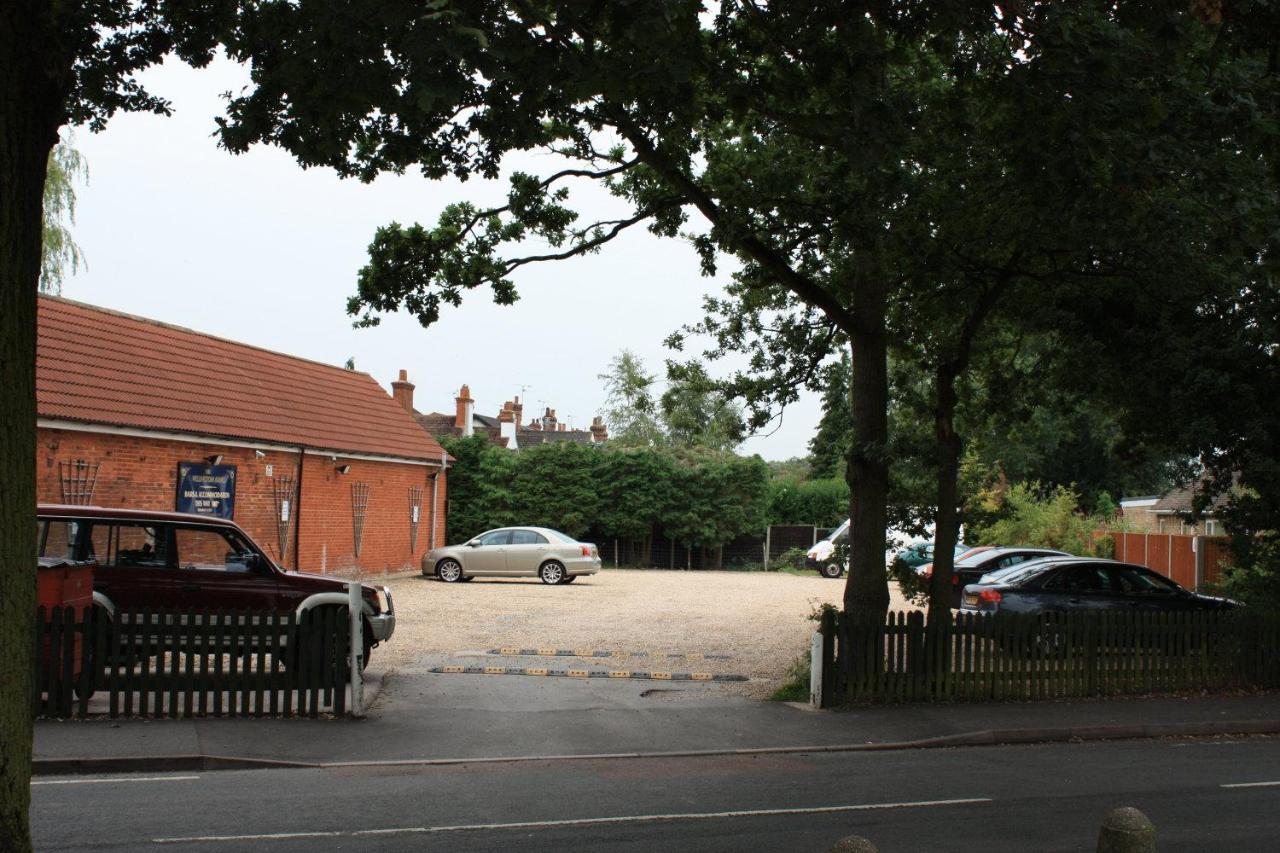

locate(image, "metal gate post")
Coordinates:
347 581 365 718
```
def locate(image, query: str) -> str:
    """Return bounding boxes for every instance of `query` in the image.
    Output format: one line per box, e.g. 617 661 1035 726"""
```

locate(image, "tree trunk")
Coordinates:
928 364 963 623
1 5 65 849
842 276 892 626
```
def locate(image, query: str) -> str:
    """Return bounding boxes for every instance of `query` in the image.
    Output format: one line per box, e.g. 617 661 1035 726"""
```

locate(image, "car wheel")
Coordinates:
459 575 475 582
437 559 464 583
539 561 566 585
820 562 845 579
564 575 577 584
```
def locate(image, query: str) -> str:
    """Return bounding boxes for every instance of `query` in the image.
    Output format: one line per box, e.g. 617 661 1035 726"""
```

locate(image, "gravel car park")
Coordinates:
377 568 916 698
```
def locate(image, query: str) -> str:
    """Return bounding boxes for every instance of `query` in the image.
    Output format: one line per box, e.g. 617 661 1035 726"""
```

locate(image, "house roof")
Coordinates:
517 428 595 446
415 413 509 448
37 296 447 462
1150 480 1232 516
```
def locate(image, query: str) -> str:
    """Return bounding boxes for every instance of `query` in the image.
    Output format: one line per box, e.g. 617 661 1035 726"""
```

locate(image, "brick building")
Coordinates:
415 384 608 449
36 296 449 576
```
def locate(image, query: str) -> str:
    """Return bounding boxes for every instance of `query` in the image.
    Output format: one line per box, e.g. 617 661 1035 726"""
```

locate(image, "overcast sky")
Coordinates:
59 55 823 461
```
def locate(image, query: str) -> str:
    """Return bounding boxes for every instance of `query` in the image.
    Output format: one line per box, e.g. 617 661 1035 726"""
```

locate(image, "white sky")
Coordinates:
60 55 822 460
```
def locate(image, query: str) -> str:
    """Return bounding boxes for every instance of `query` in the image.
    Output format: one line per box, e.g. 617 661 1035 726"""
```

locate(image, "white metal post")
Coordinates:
809 631 823 707
347 581 365 718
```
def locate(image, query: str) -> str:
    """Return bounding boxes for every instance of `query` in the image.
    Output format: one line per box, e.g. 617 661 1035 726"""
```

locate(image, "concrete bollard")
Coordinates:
1097 807 1156 853
829 836 878 853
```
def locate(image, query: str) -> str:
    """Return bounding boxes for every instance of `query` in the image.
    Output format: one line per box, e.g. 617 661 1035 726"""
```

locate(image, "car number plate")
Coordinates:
963 593 978 606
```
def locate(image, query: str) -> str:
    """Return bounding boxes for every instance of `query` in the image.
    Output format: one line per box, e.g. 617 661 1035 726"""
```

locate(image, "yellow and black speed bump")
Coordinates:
488 647 732 661
431 665 747 682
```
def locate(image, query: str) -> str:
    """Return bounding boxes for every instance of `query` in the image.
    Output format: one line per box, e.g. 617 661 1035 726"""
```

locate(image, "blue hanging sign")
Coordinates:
176 462 237 519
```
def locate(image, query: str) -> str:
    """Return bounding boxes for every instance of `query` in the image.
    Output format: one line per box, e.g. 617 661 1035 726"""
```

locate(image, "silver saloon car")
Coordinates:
423 527 602 585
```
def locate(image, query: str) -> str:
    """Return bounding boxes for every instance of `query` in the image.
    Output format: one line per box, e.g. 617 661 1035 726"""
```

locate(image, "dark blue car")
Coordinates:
960 557 1238 614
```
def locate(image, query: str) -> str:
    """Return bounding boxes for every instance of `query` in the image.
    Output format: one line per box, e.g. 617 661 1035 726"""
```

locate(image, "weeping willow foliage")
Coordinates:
40 140 88 294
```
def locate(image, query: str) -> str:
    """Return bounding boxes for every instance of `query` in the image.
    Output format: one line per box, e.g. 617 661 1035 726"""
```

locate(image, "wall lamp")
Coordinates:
335 464 352 475
204 454 223 466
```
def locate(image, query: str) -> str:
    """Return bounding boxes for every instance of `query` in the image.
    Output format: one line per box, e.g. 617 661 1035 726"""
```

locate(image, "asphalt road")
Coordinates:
31 737 1280 852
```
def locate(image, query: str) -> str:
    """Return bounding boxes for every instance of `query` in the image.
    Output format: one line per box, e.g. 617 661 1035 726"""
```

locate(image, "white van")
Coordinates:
805 520 850 578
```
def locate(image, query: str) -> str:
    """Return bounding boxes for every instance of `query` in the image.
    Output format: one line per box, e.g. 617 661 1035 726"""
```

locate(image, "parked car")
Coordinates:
424 527 601 584
959 557 1239 615
893 539 970 571
914 545 996 579
36 504 395 663
919 547 1070 608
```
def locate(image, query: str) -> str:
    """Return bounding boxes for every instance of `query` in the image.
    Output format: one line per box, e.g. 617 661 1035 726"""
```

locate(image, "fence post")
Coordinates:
820 608 837 708
809 631 823 706
347 582 365 718
1096 807 1155 853
763 526 772 572
1193 537 1204 591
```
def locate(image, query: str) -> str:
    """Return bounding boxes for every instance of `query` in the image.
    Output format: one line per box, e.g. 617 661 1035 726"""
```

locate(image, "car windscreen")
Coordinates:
823 520 850 542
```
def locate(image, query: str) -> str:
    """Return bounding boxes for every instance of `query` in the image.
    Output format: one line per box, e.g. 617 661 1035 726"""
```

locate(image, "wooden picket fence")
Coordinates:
818 608 1280 707
33 606 351 719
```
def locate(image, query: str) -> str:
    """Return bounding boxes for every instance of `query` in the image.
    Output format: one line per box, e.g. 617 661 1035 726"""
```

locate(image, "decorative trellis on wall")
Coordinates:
272 476 296 563
59 460 99 505
408 486 424 553
351 483 370 558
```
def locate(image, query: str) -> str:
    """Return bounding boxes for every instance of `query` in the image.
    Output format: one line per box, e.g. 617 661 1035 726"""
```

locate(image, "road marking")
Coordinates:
152 797 992 844
34 775 199 786
1221 780 1280 788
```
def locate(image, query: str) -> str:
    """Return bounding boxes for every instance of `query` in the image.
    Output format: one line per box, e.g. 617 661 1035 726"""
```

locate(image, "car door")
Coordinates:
466 529 512 574
171 524 279 612
1108 564 1194 611
82 520 185 611
1037 564 1116 611
505 529 549 575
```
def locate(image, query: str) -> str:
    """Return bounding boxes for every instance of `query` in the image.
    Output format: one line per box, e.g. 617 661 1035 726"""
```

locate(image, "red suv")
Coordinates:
36 505 395 662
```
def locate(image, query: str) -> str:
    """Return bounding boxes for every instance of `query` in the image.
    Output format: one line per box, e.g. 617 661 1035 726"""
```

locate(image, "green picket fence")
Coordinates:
33 606 351 719
818 608 1280 707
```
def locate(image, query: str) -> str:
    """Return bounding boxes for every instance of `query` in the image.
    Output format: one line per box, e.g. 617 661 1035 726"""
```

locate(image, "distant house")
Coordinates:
1121 480 1232 536
409 384 607 450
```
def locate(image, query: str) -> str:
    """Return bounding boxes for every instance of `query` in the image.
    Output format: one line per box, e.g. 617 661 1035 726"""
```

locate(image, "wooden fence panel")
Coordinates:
822 608 1280 707
32 606 350 719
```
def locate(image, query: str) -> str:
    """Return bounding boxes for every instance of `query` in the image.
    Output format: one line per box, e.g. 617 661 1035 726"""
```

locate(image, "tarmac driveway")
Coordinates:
376 569 914 697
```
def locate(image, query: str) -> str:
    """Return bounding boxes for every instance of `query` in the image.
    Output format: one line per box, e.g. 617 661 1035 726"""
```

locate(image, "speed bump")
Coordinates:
486 648 732 661
431 666 747 682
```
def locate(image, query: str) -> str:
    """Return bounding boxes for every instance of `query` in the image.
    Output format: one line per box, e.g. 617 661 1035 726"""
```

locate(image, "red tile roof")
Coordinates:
38 296 447 462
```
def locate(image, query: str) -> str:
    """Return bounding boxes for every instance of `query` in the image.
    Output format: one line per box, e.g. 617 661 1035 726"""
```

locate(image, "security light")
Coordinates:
335 464 351 475
254 450 267 459
205 454 223 466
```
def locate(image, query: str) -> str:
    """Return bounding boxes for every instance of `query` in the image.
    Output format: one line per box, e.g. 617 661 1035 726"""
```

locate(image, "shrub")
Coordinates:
969 482 1095 555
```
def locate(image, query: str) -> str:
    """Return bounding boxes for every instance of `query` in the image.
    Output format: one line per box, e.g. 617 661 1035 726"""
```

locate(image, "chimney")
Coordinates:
513 395 524 427
558 423 567 432
498 401 518 449
391 369 415 413
590 416 608 443
455 384 474 436
542 406 557 432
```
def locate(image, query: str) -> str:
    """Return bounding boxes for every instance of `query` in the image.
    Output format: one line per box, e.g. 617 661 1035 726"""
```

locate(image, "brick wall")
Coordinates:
37 426 446 577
